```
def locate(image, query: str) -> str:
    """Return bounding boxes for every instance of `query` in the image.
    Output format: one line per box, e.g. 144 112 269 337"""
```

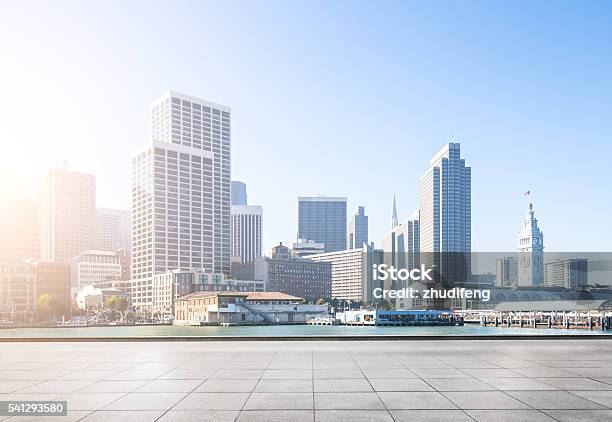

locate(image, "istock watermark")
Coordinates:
372 287 491 301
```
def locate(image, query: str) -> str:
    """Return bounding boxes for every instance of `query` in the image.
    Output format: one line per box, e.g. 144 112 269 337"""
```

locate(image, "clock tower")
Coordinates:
517 202 544 286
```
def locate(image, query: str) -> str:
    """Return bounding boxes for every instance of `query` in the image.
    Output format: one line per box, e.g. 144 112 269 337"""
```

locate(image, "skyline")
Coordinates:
1 1 612 252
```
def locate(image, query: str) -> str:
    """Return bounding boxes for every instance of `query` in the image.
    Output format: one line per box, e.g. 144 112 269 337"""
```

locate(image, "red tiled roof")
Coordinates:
175 291 302 302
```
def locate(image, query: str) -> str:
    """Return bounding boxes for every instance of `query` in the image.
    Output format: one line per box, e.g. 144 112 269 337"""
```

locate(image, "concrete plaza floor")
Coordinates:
0 339 612 421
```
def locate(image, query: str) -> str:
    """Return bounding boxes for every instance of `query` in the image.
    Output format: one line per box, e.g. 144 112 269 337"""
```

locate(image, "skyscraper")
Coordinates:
419 142 471 284
231 204 263 263
231 181 247 205
348 206 368 249
0 196 39 261
131 91 231 308
95 207 131 252
517 202 544 286
298 196 347 253
39 168 96 262
391 196 398 229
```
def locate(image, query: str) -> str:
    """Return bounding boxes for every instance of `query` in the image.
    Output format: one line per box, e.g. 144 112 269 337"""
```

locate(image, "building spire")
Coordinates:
391 195 398 229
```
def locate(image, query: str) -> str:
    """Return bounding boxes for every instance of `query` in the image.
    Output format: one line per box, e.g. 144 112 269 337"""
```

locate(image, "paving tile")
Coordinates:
135 379 203 392
362 368 416 379
569 390 612 407
6 411 93 422
593 378 612 385
535 377 612 390
16 380 94 394
56 370 119 381
244 392 313 410
159 369 215 379
479 377 558 390
442 391 531 409
238 410 313 421
425 378 496 391
77 380 148 393
0 380 42 393
313 361 358 370
466 409 556 421
316 409 393 421
195 378 258 392
391 409 473 421
411 368 471 379
158 410 239 421
173 392 250 410
211 370 264 380
81 410 165 421
55 393 126 410
313 370 364 379
315 392 385 409
448 361 500 369
102 392 187 410
565 368 612 377
369 378 434 391
461 368 522 378
506 391 605 409
511 367 578 378
378 391 457 409
221 361 270 369
542 409 612 421
314 378 372 392
254 379 313 392
262 370 312 379
486 360 543 369
267 361 312 370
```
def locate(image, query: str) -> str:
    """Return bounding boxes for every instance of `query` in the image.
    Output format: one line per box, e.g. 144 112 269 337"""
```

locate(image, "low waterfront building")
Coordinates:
151 269 264 315
75 285 130 310
336 309 460 326
173 291 327 325
544 258 588 289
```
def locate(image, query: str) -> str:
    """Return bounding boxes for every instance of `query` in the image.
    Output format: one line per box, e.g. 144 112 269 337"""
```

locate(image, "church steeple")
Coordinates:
391 195 398 229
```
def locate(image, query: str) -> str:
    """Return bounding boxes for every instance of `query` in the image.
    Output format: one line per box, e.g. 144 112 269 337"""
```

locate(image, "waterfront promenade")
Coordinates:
1 339 611 421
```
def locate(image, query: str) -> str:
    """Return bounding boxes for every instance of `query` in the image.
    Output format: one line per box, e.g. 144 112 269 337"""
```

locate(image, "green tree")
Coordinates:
104 296 128 311
37 294 65 321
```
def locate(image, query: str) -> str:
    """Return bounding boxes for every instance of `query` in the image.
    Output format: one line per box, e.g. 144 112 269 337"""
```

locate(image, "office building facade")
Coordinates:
69 250 123 291
0 197 39 261
39 168 96 262
231 181 247 205
96 208 131 252
348 206 368 249
298 196 347 253
309 243 383 303
131 91 231 308
419 142 471 284
496 256 518 287
544 258 588 290
231 205 263 263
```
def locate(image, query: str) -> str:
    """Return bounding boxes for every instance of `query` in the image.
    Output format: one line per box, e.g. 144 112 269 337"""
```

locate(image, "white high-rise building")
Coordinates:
348 206 368 249
419 142 471 284
517 202 544 286
39 168 96 262
69 250 122 291
231 204 263 263
309 243 383 303
130 91 231 308
95 208 131 252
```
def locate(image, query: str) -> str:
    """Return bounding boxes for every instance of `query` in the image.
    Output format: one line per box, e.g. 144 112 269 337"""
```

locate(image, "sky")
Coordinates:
0 0 611 252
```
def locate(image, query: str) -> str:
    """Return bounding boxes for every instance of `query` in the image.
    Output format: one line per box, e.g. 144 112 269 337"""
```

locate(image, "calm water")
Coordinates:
0 324 608 337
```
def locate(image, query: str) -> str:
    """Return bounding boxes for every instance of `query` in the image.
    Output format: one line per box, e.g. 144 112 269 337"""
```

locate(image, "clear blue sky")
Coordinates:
1 0 611 252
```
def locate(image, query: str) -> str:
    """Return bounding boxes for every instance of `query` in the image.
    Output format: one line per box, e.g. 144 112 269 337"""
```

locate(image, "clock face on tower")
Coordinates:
534 255 542 265
520 255 531 268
